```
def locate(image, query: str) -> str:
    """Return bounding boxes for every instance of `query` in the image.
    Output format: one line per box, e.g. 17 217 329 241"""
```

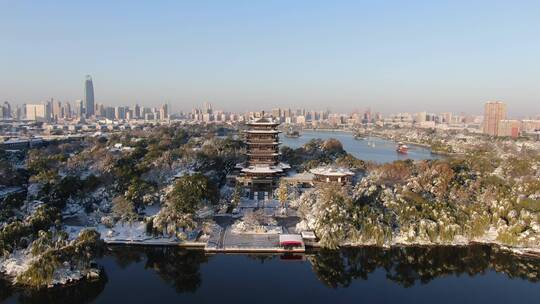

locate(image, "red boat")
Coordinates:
397 142 409 154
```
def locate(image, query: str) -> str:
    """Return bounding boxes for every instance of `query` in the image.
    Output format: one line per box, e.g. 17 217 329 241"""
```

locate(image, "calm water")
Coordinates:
3 245 540 304
281 130 439 163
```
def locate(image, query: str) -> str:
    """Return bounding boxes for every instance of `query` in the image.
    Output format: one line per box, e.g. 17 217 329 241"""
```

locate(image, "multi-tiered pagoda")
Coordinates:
235 116 290 200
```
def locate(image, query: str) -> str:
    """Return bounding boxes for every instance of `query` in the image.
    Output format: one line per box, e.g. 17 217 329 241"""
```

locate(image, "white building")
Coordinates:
25 104 47 121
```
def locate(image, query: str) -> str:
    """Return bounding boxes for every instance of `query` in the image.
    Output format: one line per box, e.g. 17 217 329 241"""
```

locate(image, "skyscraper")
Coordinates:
63 102 72 119
74 99 84 117
134 104 141 119
483 101 507 136
84 75 95 118
2 101 11 119
52 99 63 121
204 101 213 114
159 104 169 120
25 104 47 121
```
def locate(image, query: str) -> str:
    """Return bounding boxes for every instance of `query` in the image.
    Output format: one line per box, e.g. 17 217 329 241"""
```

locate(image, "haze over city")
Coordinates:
1 0 540 116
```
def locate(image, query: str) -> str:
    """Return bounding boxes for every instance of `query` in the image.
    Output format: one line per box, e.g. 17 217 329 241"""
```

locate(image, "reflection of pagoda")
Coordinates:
236 115 290 200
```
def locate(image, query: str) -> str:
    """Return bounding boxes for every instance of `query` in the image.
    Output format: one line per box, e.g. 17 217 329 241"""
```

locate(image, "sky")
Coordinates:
1 0 539 116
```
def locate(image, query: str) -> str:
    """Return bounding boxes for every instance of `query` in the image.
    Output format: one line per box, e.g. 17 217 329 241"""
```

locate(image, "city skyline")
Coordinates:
1 1 540 116
1 74 537 120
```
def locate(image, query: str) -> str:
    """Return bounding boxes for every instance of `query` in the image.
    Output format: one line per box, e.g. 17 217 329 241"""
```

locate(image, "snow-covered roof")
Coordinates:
301 231 317 240
279 162 291 170
246 141 281 145
283 172 315 182
310 166 354 177
246 117 279 125
242 166 283 174
241 162 290 174
245 130 280 134
279 234 303 246
247 152 280 156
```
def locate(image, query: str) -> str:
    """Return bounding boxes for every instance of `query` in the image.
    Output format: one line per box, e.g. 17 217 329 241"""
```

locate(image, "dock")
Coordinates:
205 225 305 253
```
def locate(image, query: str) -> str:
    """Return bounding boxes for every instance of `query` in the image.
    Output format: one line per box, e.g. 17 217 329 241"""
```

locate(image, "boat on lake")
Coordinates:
354 132 367 140
285 130 301 138
397 142 409 154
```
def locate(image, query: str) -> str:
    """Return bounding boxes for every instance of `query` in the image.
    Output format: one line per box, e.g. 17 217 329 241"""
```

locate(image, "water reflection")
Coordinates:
309 246 540 288
106 245 539 292
107 246 208 293
2 245 539 303
0 274 107 304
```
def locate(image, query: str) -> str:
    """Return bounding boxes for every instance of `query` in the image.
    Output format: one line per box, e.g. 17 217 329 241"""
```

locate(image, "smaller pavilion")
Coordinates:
310 166 355 185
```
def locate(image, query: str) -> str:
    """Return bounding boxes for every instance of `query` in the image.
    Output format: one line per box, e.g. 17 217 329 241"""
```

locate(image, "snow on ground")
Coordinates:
67 221 171 244
0 250 99 287
0 250 30 279
142 204 161 216
230 221 282 234
66 219 206 245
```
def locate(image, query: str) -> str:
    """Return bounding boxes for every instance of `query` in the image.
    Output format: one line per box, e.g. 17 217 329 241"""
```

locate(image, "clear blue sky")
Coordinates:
1 0 539 116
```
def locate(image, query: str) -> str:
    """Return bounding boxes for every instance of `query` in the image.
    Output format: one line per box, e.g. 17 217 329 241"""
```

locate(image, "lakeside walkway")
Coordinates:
205 225 304 253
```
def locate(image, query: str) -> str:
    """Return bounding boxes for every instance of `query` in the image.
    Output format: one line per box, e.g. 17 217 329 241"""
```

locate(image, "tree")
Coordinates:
276 180 289 208
125 177 153 210
112 196 137 226
153 174 218 236
322 138 345 155
168 173 217 214
231 182 243 207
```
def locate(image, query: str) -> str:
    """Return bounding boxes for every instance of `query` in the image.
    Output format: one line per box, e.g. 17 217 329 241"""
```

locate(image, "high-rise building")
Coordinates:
2 101 11 119
134 104 141 119
204 102 213 114
115 106 126 120
159 104 169 120
95 103 105 117
498 120 521 138
441 112 453 124
483 101 507 136
15 105 22 120
105 107 115 119
45 99 53 121
26 104 47 121
63 102 72 119
84 75 95 118
52 99 63 121
415 112 427 123
74 99 84 118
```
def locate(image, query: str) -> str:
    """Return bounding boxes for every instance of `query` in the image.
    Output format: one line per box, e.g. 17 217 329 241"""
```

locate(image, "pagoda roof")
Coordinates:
239 162 290 174
245 130 281 134
246 116 280 126
246 152 280 156
310 166 354 177
242 166 283 174
246 141 281 145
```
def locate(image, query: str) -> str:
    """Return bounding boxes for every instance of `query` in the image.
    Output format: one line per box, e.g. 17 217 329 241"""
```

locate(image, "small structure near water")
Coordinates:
310 166 355 185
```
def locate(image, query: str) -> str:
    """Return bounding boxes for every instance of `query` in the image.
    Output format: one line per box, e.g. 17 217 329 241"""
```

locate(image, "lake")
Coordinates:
280 130 439 163
2 245 540 304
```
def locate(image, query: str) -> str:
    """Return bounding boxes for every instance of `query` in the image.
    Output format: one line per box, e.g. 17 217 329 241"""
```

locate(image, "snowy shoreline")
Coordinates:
339 240 540 259
3 238 539 290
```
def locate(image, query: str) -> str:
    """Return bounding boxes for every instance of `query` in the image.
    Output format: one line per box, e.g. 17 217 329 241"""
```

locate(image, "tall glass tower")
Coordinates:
84 75 95 118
